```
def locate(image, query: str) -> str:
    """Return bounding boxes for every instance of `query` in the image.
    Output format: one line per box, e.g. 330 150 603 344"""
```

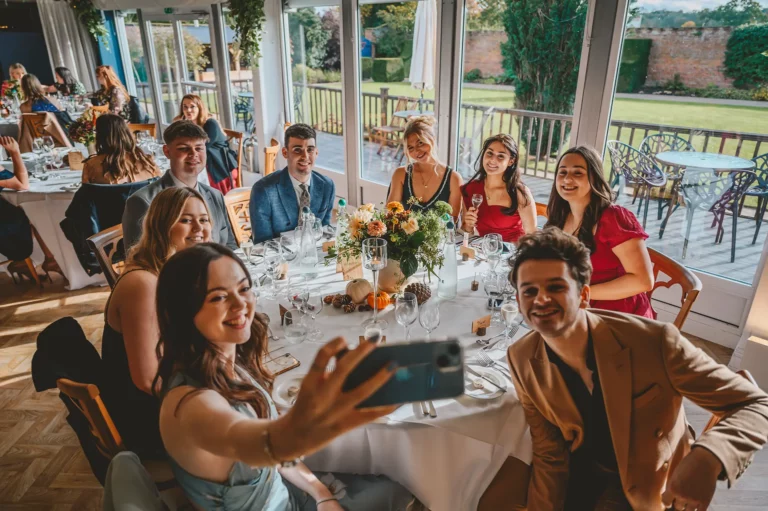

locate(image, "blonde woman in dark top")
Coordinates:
82 114 161 185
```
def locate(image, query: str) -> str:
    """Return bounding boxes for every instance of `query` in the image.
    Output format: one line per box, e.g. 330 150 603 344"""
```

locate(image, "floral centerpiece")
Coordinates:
68 107 97 148
328 198 452 291
1 80 21 101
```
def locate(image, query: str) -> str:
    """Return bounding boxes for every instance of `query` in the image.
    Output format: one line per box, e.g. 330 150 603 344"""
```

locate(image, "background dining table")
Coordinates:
243 246 532 511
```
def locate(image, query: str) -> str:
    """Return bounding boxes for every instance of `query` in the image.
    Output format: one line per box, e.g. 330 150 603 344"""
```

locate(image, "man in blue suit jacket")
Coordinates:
250 124 335 243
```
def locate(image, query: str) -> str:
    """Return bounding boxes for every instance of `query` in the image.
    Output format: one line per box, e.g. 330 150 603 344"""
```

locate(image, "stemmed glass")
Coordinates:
240 238 254 265
43 136 55 154
395 292 418 341
471 193 483 211
32 138 45 172
280 233 298 263
419 299 440 340
498 300 522 351
362 238 387 328
262 241 283 298
482 233 503 275
51 150 63 171
304 292 325 342
483 272 505 325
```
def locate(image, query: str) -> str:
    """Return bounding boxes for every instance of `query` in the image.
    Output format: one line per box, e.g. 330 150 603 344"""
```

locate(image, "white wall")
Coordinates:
730 247 768 369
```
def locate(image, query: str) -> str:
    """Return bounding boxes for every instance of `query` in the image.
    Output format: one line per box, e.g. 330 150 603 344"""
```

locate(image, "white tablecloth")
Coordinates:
253 251 533 511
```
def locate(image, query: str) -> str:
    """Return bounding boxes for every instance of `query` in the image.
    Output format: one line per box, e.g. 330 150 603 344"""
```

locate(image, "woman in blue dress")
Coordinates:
19 74 73 131
154 243 415 511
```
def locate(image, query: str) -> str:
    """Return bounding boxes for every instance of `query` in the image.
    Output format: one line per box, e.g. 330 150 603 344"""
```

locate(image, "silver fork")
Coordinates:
475 352 512 379
482 324 520 351
419 402 429 416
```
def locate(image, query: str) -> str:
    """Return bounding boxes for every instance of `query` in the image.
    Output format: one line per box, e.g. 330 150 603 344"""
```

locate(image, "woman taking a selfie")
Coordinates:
545 145 655 318
155 243 414 510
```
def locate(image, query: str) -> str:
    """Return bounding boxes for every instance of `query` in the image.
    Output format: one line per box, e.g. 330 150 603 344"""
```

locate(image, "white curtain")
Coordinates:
37 0 99 92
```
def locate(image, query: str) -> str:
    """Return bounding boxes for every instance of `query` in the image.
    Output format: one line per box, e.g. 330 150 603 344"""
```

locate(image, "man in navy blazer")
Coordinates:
249 124 335 243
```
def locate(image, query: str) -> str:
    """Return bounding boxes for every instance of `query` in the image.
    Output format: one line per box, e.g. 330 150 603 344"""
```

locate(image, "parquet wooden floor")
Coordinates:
1 272 767 510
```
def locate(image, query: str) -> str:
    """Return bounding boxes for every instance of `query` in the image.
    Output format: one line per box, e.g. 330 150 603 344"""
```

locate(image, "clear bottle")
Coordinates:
334 198 348 240
437 221 458 300
298 207 319 277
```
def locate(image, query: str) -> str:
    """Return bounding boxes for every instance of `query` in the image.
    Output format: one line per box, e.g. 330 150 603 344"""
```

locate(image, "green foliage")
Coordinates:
464 69 484 82
725 24 768 89
292 65 341 84
372 58 406 82
288 9 330 70
361 58 374 80
228 0 266 63
68 0 108 43
374 3 417 58
321 10 342 70
466 0 507 30
501 0 587 153
664 73 687 92
700 0 768 27
617 39 651 93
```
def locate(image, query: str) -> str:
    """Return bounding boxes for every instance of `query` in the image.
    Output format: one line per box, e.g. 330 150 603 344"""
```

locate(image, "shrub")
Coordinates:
361 57 373 80
616 39 651 93
464 68 483 82
664 74 687 92
724 24 768 89
753 86 768 101
372 58 406 82
322 70 341 83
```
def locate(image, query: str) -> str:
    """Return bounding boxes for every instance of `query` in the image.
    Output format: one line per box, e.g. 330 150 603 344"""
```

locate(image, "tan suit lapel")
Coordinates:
529 335 585 451
588 311 632 484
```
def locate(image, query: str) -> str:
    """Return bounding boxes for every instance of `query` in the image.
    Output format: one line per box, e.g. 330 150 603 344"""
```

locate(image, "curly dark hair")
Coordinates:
509 227 593 289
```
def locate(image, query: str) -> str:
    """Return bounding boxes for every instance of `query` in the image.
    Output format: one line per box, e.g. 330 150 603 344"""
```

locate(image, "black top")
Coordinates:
546 332 624 510
0 170 33 260
101 269 165 459
203 118 238 185
401 163 453 212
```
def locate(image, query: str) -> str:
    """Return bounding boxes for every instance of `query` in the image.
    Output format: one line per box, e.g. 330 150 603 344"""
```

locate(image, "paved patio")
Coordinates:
315 132 767 284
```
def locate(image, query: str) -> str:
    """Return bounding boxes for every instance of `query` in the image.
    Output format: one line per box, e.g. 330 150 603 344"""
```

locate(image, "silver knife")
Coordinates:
465 366 506 393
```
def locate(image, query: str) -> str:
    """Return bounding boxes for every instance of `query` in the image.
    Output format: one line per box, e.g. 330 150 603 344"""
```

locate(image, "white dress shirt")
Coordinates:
169 171 199 191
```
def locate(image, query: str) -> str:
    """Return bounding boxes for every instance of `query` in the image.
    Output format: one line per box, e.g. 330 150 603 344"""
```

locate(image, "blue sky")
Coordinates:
637 0 768 11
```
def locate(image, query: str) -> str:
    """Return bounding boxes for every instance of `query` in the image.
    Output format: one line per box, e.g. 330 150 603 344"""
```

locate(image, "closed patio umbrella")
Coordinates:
408 0 437 113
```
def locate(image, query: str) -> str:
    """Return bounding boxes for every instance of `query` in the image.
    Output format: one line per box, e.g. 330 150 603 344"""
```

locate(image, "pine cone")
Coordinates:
343 303 357 313
332 296 344 308
405 282 432 304
323 295 335 305
341 294 353 305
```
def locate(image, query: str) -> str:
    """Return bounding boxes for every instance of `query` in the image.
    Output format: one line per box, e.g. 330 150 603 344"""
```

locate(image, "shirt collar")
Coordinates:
169 170 198 191
288 171 310 192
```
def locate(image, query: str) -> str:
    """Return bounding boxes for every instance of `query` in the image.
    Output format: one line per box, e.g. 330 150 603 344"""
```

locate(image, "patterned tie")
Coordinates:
298 183 311 226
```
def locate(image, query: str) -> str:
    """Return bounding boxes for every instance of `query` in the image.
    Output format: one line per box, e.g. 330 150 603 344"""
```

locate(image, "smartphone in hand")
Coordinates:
342 339 464 408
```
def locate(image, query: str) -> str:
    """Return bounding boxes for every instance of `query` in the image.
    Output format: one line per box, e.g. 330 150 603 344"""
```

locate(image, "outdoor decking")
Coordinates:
316 132 767 284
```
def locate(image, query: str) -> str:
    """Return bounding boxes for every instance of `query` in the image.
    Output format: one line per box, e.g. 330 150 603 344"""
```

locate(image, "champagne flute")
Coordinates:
482 233 503 275
32 138 45 173
419 299 440 341
240 238 254 265
498 300 521 351
43 136 55 154
471 193 483 210
262 241 282 298
395 292 418 341
362 238 387 328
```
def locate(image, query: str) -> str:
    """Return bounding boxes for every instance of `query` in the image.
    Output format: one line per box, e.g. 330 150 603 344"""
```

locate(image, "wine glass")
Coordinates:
262 241 283 298
483 272 505 325
32 138 45 173
482 233 503 275
43 136 55 154
304 292 325 342
395 292 418 341
498 300 521 351
419 299 440 340
240 238 254 265
471 193 483 210
362 238 387 328
51 150 63 171
280 233 298 263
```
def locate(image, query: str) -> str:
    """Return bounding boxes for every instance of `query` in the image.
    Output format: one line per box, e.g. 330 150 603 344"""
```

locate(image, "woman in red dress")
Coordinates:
545 146 656 319
461 134 536 243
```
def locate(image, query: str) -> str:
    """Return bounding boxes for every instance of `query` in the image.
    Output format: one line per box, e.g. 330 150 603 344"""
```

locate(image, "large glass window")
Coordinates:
180 20 220 120
148 21 183 125
285 5 345 174
124 13 154 120
457 0 589 205
605 1 768 286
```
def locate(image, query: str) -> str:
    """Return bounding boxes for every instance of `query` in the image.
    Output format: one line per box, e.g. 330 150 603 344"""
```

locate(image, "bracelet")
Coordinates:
262 427 302 468
316 497 338 506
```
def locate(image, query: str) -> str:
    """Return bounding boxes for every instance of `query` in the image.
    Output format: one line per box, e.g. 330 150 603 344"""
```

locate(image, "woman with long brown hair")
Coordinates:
154 243 414 510
461 134 536 243
82 114 161 184
19 74 64 114
93 65 130 120
102 187 213 458
545 145 655 318
387 116 463 219
175 94 239 194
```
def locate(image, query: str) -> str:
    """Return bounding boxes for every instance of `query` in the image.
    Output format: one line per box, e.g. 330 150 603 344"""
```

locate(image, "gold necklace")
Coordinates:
416 163 438 189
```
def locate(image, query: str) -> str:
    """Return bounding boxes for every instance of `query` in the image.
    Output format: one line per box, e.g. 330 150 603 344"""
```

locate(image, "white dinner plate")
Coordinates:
20 153 37 162
464 367 505 400
273 375 304 409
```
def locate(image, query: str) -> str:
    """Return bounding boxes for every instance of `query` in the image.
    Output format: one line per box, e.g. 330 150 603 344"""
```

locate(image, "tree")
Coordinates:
466 0 506 30
501 0 587 153
288 8 329 69
374 3 417 58
124 24 208 84
322 10 341 70
700 0 768 27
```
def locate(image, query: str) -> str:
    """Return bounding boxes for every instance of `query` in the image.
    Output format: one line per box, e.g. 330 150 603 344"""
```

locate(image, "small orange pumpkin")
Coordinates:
366 291 390 310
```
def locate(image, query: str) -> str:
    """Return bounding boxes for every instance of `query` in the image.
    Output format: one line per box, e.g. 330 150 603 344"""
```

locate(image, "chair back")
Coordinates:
640 133 694 157
685 169 756 213
606 140 665 186
264 138 280 176
224 128 245 188
56 378 125 458
703 370 757 433
92 105 110 114
21 113 47 138
751 153 768 188
224 188 252 245
535 202 548 218
128 123 156 139
87 225 124 289
646 247 702 330
19 113 72 153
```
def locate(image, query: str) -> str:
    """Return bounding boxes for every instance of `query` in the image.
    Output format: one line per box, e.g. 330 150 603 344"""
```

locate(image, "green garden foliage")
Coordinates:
372 58 406 83
616 39 651 93
724 23 768 89
464 69 483 82
501 0 587 154
288 9 330 70
362 58 373 80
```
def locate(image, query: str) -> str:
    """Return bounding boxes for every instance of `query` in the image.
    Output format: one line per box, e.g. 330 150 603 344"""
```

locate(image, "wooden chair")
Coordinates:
646 247 702 331
224 128 244 188
1 257 42 287
703 370 757 433
535 202 548 218
19 113 72 152
127 123 156 139
87 225 124 289
264 138 280 176
225 187 252 246
369 98 414 156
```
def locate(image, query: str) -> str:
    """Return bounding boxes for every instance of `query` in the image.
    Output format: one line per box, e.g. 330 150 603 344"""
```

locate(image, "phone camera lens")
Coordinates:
448 344 460 356
436 355 449 368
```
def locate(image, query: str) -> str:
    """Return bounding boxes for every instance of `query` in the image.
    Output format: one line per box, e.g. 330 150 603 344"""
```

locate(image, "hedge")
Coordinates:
361 57 373 80
372 58 406 82
616 39 651 93
724 24 768 89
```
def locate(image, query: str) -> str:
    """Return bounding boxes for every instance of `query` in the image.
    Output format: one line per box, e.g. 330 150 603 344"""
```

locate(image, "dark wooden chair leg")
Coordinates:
754 196 768 245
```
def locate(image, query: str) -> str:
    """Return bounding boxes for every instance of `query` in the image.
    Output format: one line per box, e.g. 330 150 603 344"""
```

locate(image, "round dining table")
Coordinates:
243 246 532 511
654 151 755 171
393 109 435 120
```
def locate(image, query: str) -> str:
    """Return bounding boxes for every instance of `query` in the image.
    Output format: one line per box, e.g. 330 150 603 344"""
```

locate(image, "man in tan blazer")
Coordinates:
506 228 768 510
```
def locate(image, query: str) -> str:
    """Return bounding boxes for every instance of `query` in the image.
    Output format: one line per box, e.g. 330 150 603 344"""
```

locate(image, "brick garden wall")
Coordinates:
626 27 733 89
463 30 507 77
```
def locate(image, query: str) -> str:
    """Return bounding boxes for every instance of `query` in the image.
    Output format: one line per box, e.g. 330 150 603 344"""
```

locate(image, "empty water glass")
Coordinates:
283 310 308 345
498 300 521 351
419 299 440 340
395 292 419 341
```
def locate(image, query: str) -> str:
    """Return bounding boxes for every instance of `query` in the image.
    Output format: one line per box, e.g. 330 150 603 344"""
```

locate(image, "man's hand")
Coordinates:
662 447 723 510
0 136 20 156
